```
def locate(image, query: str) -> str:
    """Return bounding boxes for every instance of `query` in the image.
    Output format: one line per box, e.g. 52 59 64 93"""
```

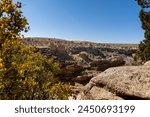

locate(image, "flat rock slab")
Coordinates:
86 65 150 99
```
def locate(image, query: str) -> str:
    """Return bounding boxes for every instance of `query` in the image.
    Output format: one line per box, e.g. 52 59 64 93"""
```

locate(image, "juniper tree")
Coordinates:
135 0 150 62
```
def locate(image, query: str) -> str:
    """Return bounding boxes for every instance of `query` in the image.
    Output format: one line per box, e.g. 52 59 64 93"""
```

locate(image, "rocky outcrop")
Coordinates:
89 87 123 100
24 38 138 84
144 61 150 66
90 56 125 71
58 63 84 81
109 56 125 67
84 64 150 100
72 70 100 84
24 38 141 100
71 47 106 58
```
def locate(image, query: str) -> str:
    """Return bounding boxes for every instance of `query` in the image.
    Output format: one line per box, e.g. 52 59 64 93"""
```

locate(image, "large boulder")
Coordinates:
90 56 125 71
72 70 100 84
58 64 84 81
144 61 150 66
89 86 123 100
109 56 125 67
90 59 110 71
84 64 150 100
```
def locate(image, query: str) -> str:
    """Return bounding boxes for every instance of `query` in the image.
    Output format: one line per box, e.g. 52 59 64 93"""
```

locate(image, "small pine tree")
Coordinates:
0 0 72 99
135 0 150 62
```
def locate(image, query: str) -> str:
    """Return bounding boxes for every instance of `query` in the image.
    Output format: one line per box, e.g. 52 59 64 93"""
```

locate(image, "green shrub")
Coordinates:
135 0 150 62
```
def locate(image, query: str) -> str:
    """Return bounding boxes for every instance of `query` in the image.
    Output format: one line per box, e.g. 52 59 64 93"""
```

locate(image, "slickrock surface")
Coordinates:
84 64 150 100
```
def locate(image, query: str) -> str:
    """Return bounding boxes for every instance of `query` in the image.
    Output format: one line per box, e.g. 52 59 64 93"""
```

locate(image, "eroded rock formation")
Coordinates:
24 38 143 100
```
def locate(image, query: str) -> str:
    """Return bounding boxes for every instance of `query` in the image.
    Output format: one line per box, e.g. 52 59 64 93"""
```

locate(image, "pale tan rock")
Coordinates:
86 65 150 99
144 61 150 66
109 56 125 67
90 86 123 100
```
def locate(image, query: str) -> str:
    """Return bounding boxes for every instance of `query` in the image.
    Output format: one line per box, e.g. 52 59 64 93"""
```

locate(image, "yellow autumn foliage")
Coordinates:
0 0 72 100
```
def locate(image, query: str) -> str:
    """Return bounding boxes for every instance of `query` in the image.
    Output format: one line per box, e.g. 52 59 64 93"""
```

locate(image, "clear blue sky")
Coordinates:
18 0 144 43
